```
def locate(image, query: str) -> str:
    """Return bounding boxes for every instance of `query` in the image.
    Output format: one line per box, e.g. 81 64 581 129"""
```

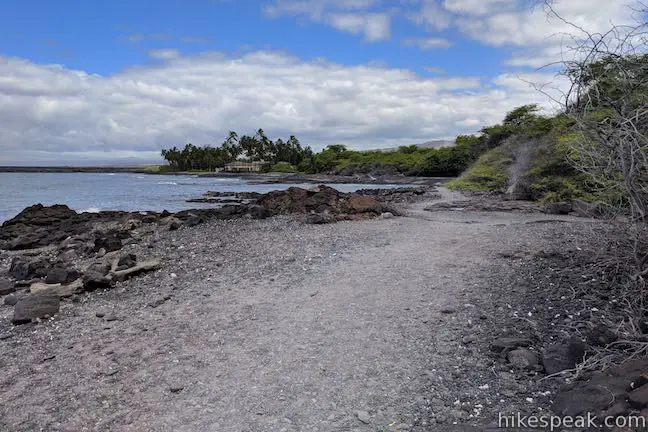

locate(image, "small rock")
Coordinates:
585 324 617 347
170 384 184 393
96 311 106 318
148 297 169 308
12 294 60 325
572 199 613 219
87 262 111 276
94 234 123 253
542 337 587 375
105 315 118 322
347 195 382 214
162 217 183 231
542 202 573 215
9 256 50 281
0 279 16 296
462 335 478 344
117 253 137 271
490 337 533 355
306 213 335 224
83 271 112 291
355 410 371 424
440 308 456 314
507 348 540 369
45 267 81 284
57 249 79 263
96 248 107 258
601 401 630 418
4 294 19 306
628 384 648 408
379 212 395 219
123 219 142 230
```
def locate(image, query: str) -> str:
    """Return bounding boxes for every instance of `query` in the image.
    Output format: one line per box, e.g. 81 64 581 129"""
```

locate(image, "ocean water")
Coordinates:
0 173 400 222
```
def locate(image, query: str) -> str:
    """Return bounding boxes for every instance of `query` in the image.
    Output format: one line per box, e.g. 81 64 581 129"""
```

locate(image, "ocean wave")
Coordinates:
81 207 101 213
208 178 244 183
157 181 178 185
105 173 116 176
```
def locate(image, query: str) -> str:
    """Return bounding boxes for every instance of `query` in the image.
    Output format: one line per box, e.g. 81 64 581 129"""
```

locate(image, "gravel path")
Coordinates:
0 192 600 431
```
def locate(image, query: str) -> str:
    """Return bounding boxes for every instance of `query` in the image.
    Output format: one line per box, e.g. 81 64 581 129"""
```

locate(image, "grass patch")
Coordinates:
142 165 163 173
447 146 511 192
270 162 297 173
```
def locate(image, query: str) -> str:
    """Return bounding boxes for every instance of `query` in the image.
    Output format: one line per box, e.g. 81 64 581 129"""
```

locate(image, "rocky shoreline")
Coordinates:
0 185 405 325
0 186 645 431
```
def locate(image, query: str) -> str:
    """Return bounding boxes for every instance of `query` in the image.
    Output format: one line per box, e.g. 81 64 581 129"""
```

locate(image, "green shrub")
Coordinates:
270 162 297 173
447 146 511 192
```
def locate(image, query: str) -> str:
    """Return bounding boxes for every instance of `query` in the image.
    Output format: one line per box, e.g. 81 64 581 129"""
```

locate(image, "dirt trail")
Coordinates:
0 193 595 431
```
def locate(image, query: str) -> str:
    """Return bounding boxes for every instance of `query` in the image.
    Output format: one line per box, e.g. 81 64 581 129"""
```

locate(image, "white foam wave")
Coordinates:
81 207 101 213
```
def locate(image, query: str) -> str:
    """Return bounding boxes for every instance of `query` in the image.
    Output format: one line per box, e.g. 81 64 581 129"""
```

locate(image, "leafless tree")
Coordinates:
527 2 648 344
542 1 648 272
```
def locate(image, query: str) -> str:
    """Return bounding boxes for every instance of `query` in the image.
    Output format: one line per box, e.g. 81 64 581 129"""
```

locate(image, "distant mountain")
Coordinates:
415 139 455 149
371 139 455 152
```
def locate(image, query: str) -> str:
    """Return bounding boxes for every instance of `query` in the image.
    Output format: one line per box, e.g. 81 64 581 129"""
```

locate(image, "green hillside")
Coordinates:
447 107 600 203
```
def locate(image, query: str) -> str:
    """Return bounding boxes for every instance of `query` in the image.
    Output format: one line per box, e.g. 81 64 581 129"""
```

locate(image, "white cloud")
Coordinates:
443 0 517 16
454 1 639 48
264 0 380 18
264 0 392 42
408 0 452 30
402 37 453 49
506 44 567 68
328 12 391 41
397 0 643 68
148 49 181 60
0 51 564 164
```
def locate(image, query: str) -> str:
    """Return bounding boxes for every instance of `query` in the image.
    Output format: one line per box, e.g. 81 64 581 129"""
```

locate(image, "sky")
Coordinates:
0 0 643 165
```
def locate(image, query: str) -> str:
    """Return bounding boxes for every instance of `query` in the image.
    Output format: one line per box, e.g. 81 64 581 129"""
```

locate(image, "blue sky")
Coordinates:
0 0 639 165
1 0 506 76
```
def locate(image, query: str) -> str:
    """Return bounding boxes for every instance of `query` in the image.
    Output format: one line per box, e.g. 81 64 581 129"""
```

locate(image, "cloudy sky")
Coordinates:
0 0 641 165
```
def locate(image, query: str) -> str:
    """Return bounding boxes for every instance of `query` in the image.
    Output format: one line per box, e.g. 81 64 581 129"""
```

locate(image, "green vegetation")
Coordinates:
446 146 511 192
141 165 163 173
298 135 495 177
447 50 648 204
161 131 493 177
270 162 297 173
446 106 603 202
161 130 313 171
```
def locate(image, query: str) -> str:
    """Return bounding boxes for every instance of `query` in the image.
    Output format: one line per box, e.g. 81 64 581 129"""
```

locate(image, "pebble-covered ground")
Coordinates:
0 195 611 431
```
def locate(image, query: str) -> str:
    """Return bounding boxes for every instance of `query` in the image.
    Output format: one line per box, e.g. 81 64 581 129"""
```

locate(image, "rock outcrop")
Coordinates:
257 185 383 222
